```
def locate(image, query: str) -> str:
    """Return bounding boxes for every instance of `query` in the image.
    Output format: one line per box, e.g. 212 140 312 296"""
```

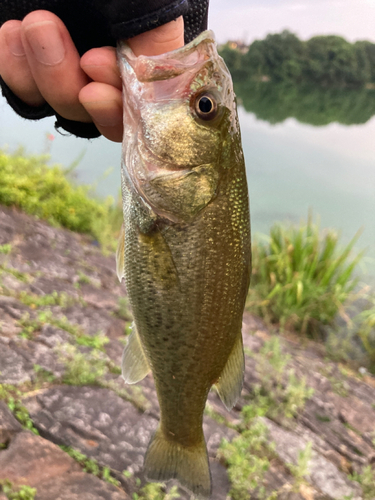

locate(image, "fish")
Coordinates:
116 30 251 499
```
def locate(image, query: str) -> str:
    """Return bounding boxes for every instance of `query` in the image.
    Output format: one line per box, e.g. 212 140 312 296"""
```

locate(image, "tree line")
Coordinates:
234 81 375 126
219 31 375 87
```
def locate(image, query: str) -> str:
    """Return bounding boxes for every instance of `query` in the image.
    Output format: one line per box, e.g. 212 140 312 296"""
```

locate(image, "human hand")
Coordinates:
0 10 184 142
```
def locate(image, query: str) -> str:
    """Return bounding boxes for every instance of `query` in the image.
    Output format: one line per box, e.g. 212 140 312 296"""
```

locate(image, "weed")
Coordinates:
59 345 108 386
116 297 132 321
77 272 92 286
319 366 349 397
20 309 109 350
354 295 375 373
0 481 36 500
349 465 375 499
4 394 39 435
204 403 234 428
75 332 109 350
60 446 120 487
17 314 41 339
218 420 273 500
33 364 56 383
287 441 313 490
0 244 12 255
245 337 314 421
0 265 30 282
102 379 149 413
18 290 73 308
0 149 122 250
247 215 362 337
133 483 180 500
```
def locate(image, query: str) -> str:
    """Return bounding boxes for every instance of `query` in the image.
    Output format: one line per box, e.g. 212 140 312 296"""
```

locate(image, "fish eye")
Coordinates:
194 94 218 121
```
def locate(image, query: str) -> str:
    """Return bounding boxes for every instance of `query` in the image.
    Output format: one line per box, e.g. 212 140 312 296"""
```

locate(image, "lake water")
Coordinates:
1 84 375 283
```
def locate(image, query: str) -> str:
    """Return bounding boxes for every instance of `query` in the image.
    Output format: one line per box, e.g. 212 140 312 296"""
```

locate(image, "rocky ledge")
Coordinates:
0 204 374 500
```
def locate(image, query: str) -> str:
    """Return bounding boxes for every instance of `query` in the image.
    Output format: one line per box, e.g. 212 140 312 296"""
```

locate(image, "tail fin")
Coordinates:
144 425 211 499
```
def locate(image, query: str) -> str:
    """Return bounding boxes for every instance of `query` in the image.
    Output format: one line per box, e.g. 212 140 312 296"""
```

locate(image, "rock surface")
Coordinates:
0 204 374 499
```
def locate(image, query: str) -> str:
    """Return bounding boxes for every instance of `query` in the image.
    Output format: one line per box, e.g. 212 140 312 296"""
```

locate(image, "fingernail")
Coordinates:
24 21 65 65
5 27 25 56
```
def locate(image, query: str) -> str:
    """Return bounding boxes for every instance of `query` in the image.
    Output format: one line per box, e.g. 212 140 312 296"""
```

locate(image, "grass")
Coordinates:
218 419 275 500
59 345 109 386
133 484 180 500
0 481 36 500
287 441 313 491
60 446 120 487
0 384 39 435
247 215 362 337
244 337 314 421
0 149 122 251
349 465 375 500
217 337 315 500
0 244 12 255
17 310 109 349
18 290 74 308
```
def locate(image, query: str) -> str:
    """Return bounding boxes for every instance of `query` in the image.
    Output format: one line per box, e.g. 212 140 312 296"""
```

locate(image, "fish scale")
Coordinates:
116 30 251 499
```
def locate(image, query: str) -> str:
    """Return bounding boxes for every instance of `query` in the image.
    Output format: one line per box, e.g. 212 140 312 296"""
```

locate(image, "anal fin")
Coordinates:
215 334 245 411
122 322 151 384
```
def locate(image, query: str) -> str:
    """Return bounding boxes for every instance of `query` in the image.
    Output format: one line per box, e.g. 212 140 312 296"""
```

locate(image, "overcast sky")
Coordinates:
208 0 375 44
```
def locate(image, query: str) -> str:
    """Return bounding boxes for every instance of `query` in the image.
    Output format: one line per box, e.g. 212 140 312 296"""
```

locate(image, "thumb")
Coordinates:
127 16 184 57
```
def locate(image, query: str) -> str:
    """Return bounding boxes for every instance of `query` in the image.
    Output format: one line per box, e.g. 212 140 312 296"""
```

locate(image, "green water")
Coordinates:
1 83 374 281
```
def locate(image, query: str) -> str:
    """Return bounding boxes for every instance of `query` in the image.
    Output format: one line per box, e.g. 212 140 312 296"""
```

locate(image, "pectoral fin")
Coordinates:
215 334 245 411
116 223 125 283
122 323 151 384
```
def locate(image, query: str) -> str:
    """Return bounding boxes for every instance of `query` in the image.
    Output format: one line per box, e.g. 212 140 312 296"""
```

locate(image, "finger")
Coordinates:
0 20 44 106
128 16 184 56
80 47 121 90
21 10 92 122
79 82 123 142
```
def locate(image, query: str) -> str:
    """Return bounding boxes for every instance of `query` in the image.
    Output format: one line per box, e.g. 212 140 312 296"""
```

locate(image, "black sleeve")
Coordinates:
0 0 209 139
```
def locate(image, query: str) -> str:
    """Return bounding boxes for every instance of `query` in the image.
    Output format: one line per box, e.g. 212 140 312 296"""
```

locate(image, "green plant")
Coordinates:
59 345 108 386
287 441 313 490
247 215 362 336
0 244 12 255
245 337 314 421
133 483 180 500
319 365 350 397
0 481 36 500
349 465 375 499
218 420 273 500
0 149 122 250
116 296 132 321
6 398 39 435
33 364 56 383
60 446 120 486
354 296 375 373
77 272 92 285
18 290 73 308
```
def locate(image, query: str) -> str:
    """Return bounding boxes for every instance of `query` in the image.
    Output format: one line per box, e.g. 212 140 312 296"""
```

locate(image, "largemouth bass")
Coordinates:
116 30 251 499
